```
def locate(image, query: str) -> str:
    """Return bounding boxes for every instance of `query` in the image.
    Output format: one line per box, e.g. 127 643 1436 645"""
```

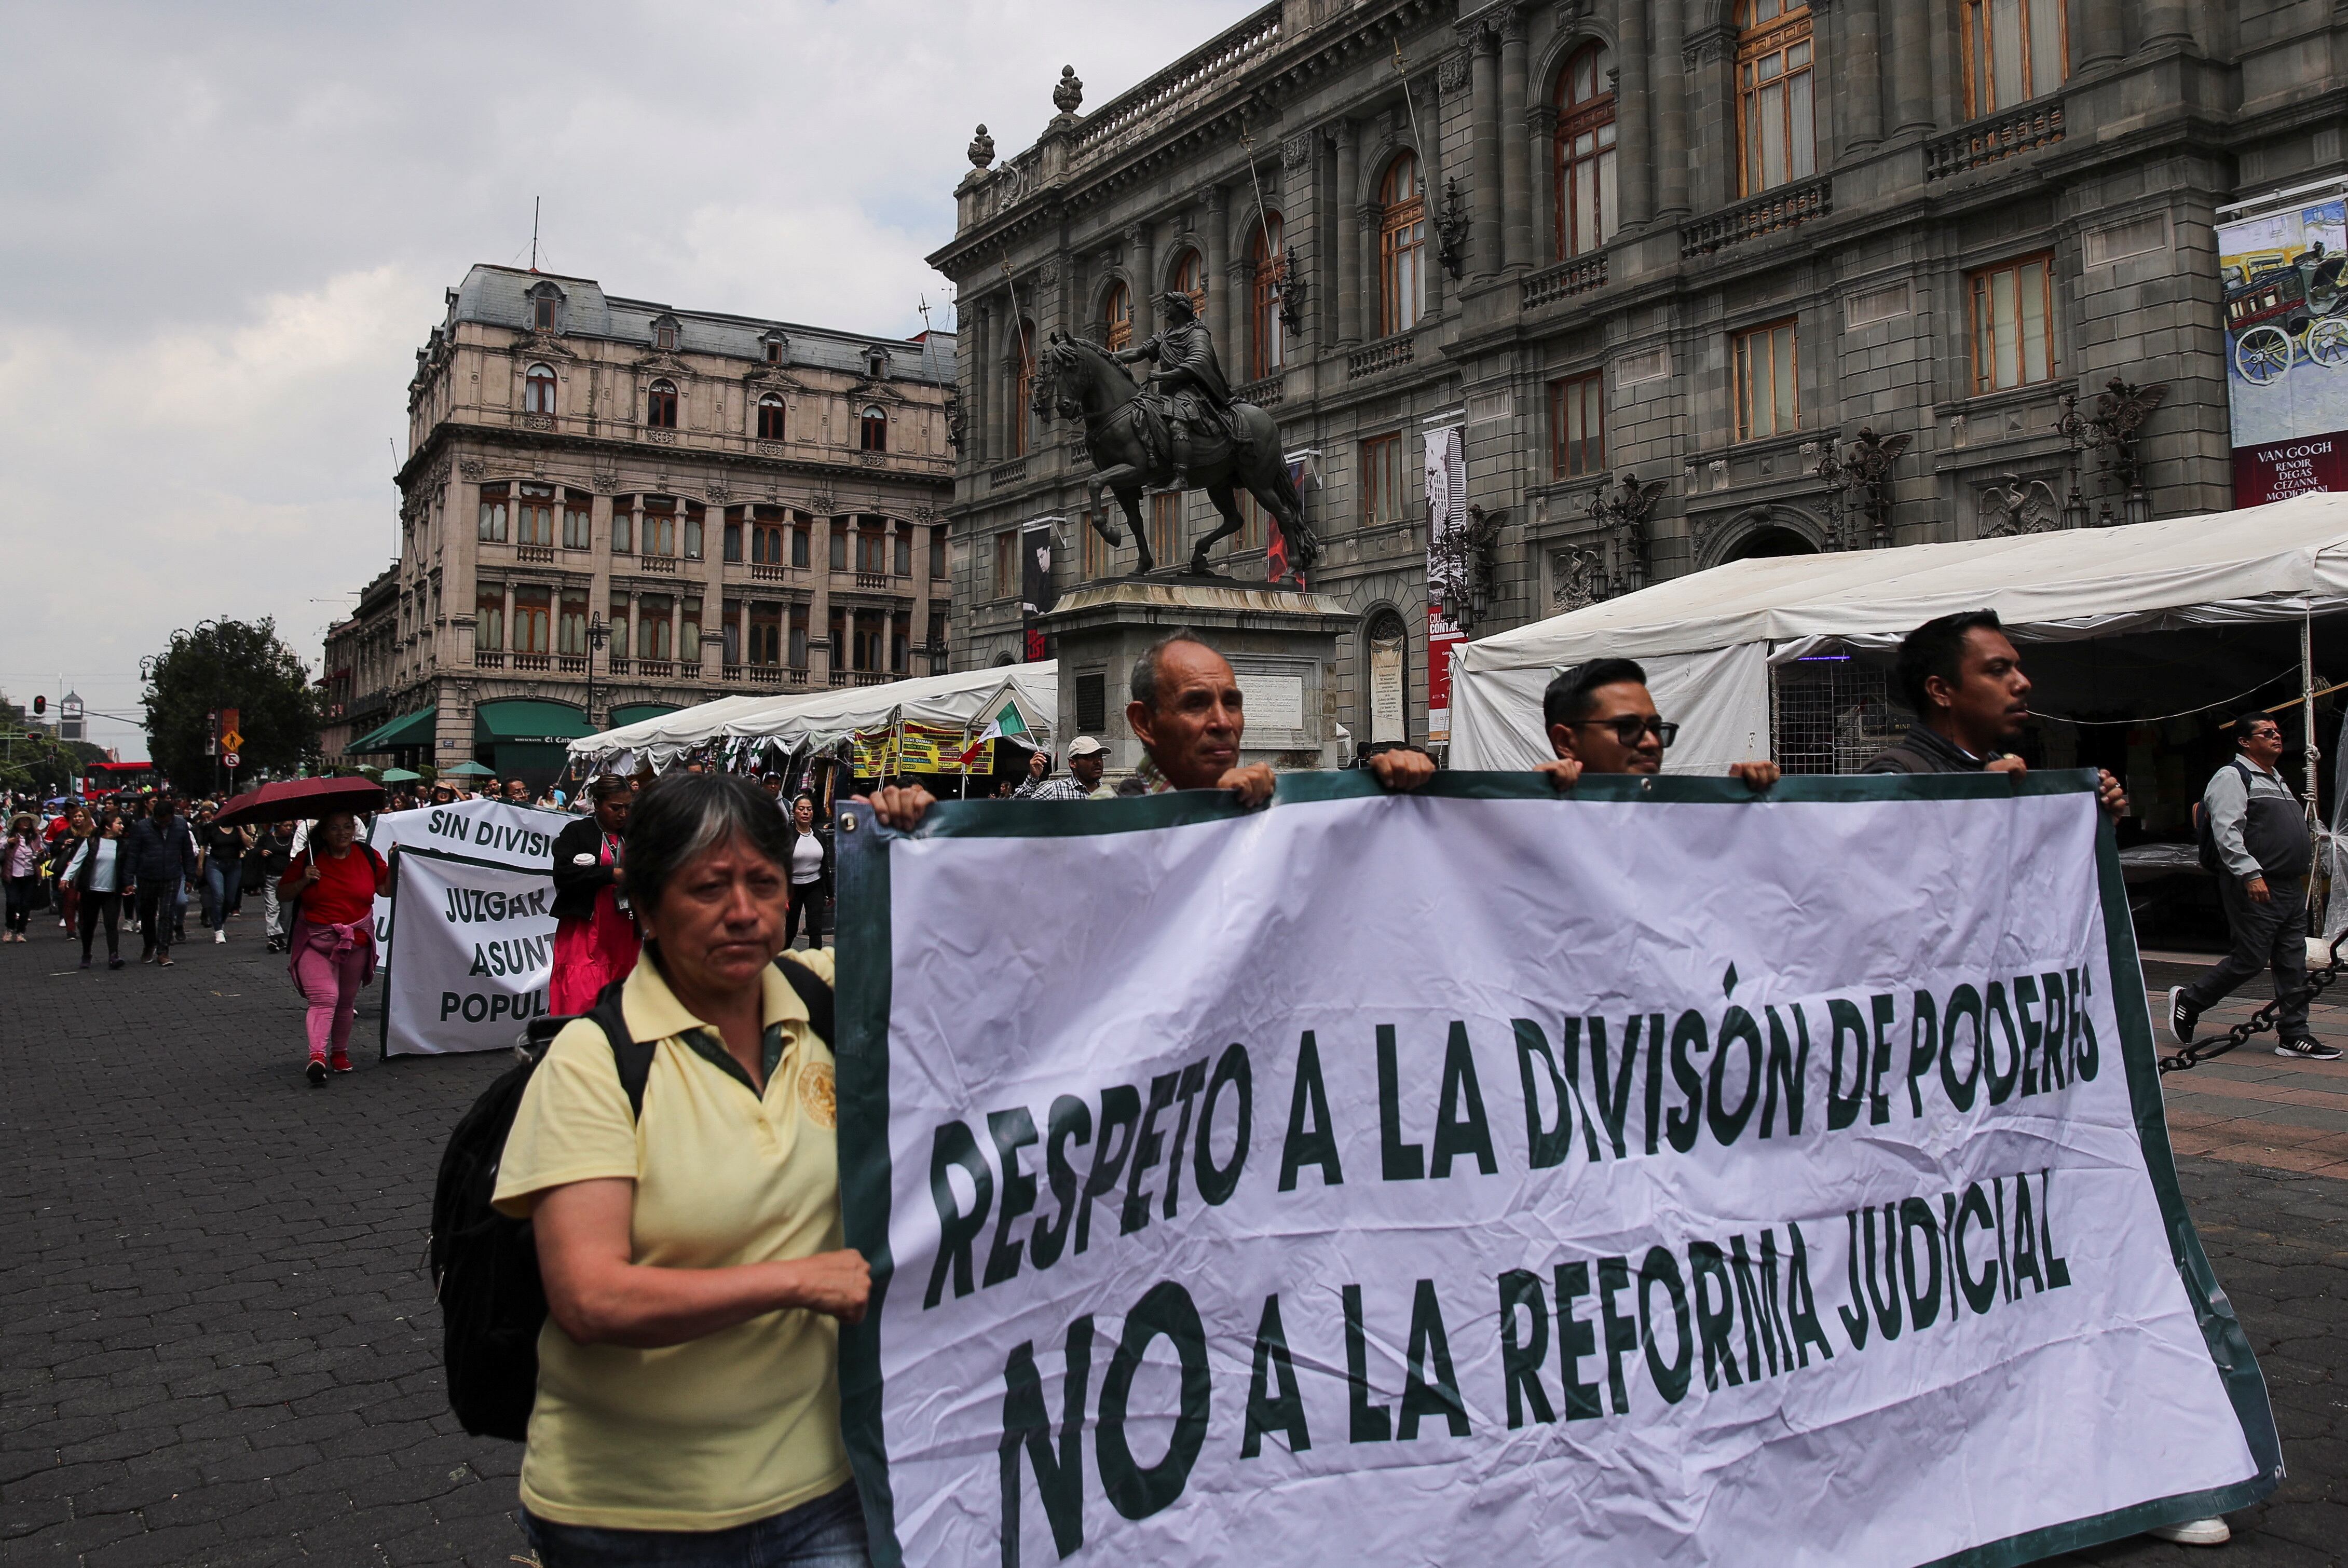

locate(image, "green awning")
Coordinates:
347 706 436 754
474 698 593 745
606 702 681 728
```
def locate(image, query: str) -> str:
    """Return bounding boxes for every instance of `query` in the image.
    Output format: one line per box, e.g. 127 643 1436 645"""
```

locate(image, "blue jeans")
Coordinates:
524 1483 870 1568
202 862 242 929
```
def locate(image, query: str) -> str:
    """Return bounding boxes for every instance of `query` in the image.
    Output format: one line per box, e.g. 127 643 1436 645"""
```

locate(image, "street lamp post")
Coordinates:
584 612 611 732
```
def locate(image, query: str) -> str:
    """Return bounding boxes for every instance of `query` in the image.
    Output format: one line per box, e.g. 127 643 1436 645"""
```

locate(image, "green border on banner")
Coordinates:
830 771 2282 1568
379 843 554 1062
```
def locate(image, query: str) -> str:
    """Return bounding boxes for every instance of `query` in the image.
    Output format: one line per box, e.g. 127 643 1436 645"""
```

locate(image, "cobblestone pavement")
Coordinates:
0 926 2339 1566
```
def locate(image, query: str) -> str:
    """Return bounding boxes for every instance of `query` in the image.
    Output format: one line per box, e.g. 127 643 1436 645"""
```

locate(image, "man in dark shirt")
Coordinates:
1863 609 2127 816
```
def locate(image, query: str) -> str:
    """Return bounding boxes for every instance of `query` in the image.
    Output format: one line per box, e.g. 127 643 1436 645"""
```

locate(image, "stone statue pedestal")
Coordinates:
1036 578 1356 775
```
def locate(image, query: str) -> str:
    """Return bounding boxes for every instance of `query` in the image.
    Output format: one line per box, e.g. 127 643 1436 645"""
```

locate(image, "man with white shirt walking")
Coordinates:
2172 711 2341 1062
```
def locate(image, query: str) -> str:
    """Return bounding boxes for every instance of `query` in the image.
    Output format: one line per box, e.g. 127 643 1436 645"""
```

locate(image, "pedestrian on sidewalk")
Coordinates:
279 811 391 1085
4 813 43 940
781 794 830 949
49 805 92 941
2172 711 2342 1062
201 812 252 944
61 810 128 970
548 774 638 1015
124 795 199 966
255 820 297 954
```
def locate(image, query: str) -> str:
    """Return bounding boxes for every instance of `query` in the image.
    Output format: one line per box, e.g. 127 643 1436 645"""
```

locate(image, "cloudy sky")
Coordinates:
0 1 1258 761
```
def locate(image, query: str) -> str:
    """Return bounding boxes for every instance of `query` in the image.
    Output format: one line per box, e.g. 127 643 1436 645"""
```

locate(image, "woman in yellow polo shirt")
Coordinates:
493 772 873 1567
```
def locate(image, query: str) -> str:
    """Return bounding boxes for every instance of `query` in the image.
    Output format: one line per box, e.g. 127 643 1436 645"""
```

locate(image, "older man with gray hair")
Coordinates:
867 630 1433 829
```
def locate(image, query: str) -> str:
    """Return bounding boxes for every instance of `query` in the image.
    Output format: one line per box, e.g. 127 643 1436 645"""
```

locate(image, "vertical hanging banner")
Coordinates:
1022 522 1057 664
832 773 2279 1568
2220 182 2348 503
1423 424 1467 745
380 846 557 1057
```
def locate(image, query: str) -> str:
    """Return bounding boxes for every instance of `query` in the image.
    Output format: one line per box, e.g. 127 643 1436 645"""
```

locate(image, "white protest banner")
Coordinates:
366 799 567 961
832 772 2280 1567
380 846 556 1057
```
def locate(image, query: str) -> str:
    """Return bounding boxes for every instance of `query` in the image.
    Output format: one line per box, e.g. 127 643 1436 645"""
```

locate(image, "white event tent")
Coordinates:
569 663 1058 770
1451 492 2348 771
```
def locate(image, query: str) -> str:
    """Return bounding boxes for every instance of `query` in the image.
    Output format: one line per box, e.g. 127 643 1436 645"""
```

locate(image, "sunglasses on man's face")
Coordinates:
1569 715 1679 747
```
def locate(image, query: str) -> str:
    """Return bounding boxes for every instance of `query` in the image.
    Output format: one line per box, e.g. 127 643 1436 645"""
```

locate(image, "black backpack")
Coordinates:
429 956 835 1440
2193 759 2255 875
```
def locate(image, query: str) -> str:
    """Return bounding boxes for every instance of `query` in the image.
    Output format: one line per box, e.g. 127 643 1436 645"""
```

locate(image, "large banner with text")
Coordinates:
380 846 556 1058
832 773 2279 1567
366 799 566 965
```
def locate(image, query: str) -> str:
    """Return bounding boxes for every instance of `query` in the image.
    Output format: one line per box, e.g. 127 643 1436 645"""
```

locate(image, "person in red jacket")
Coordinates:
278 810 391 1085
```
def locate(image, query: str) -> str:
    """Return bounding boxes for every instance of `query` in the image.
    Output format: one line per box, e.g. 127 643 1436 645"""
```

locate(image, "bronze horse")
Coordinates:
1029 331 1319 577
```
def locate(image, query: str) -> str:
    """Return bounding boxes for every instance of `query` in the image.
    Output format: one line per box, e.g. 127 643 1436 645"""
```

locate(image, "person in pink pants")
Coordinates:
278 811 391 1086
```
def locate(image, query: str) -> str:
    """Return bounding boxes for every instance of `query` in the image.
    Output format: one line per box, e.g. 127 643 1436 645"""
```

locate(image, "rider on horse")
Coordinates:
1114 291 1249 482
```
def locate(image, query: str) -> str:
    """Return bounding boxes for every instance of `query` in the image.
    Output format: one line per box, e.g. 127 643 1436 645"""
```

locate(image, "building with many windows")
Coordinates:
336 265 956 780
933 0 2343 752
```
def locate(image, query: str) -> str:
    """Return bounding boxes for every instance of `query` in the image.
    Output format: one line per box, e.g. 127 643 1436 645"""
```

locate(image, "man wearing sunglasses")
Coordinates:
1537 658 1780 790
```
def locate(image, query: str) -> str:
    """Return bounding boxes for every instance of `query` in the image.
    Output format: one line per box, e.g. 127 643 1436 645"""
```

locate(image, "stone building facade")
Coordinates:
319 565 398 767
931 0 2346 753
350 264 957 780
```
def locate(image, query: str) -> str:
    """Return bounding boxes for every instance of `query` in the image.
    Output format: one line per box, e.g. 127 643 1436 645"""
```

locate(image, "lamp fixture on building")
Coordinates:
1808 428 1912 550
1275 246 1309 339
1435 179 1471 280
582 612 611 731
1579 471 1666 596
2057 375 2170 526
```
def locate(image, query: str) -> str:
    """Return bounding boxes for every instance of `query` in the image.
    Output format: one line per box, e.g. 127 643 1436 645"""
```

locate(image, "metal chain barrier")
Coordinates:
2158 932 2348 1072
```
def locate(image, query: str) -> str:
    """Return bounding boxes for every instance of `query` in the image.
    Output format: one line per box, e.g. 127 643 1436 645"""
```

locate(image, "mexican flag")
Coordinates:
956 693 1037 767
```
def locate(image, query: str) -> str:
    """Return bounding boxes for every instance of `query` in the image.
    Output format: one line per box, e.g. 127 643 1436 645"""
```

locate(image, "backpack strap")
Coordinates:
775 953 835 1047
585 978 657 1121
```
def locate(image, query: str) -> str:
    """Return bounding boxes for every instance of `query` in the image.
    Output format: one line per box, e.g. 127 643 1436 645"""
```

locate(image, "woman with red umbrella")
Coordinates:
278 810 391 1085
547 774 638 1014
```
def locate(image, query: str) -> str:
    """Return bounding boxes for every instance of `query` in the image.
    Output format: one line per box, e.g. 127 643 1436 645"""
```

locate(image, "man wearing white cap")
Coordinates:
1014 737 1113 801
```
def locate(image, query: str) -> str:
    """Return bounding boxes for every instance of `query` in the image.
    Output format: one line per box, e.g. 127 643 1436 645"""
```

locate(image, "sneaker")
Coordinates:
331 1056 352 1073
2168 988 2200 1046
214 930 226 945
106 956 124 971
306 1057 328 1086
2146 1516 2230 1546
2275 1036 2343 1061
77 957 90 971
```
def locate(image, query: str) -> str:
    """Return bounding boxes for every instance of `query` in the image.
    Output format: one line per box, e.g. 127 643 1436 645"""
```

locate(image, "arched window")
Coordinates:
860 404 889 453
1378 152 1427 336
756 393 786 441
1103 282 1132 351
524 362 557 415
1736 1 1815 196
646 378 679 428
1554 44 1618 260
1007 319 1036 456
1171 250 1207 318
1251 214 1286 379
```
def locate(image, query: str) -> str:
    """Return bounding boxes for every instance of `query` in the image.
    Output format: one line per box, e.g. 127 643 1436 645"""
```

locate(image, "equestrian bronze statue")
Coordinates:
1030 292 1319 577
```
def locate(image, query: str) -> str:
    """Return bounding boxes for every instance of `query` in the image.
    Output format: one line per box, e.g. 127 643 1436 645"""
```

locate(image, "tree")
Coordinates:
141 619 320 792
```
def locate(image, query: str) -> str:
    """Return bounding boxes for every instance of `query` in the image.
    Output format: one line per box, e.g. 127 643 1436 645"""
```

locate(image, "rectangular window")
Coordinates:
858 526 888 577
611 498 634 554
892 610 910 674
1150 494 1180 567
1549 372 1605 479
928 526 947 581
994 532 1016 599
1082 511 1108 579
477 482 509 543
789 604 810 669
1962 0 2067 117
725 516 743 562
829 524 848 572
563 494 593 550
793 523 812 569
894 529 911 578
1733 319 1800 441
637 596 673 661
512 586 551 654
683 506 704 561
1737 4 1816 196
681 597 702 660
721 602 741 665
516 482 555 547
642 499 676 557
558 590 589 655
1360 433 1404 526
474 588 504 651
927 606 948 656
1969 253 2055 393
748 602 781 666
610 596 629 648
829 608 847 671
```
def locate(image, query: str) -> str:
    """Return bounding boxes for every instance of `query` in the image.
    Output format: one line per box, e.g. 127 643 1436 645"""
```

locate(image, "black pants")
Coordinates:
79 891 121 960
4 875 35 933
785 884 826 948
2182 872 2309 1035
136 882 174 958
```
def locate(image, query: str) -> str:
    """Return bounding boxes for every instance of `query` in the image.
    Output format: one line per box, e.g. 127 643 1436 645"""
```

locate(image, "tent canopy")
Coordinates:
569 664 1059 767
1451 493 2348 770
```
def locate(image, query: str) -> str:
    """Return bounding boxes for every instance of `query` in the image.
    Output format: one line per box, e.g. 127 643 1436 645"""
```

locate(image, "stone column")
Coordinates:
1129 221 1156 316
1334 122 1363 343
809 515 834 686
911 523 934 671
2079 0 2124 69
625 590 640 666
501 582 515 655
1499 9 1532 271
1205 188 1231 363
1470 26 1502 278
973 300 994 462
2141 0 2191 47
1615 0 1653 228
1889 0 1932 134
1527 102 1558 266
1840 0 1882 152
1655 0 1688 218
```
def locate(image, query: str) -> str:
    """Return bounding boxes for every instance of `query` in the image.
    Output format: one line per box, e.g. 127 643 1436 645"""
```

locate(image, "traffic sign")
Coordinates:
218 729 244 753
222 751 240 769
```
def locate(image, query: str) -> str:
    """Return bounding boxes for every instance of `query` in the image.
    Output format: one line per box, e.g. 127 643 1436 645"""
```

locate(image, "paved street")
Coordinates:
0 925 2340 1566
